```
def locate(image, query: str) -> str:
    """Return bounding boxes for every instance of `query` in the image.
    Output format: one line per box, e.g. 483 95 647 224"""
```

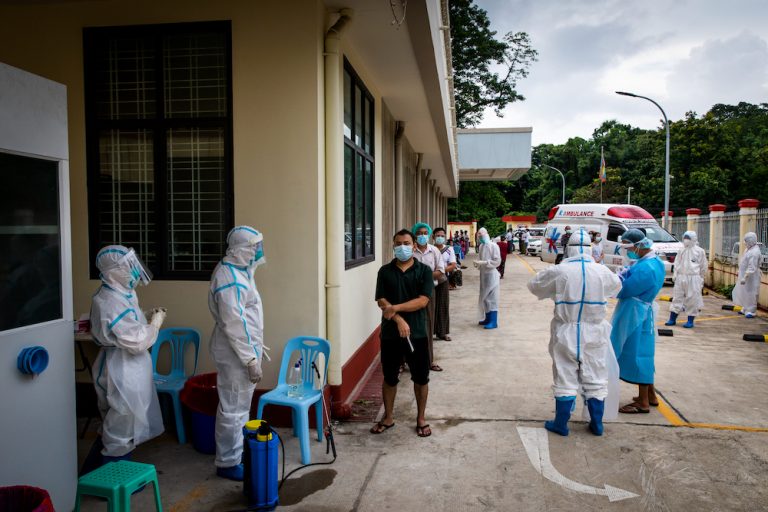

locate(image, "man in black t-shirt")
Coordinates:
371 229 434 438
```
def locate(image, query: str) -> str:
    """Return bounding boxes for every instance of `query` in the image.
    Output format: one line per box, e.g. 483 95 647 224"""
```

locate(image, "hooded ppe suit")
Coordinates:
610 231 666 385
670 231 707 317
475 227 501 322
732 232 761 316
528 229 622 403
90 245 164 457
209 226 266 469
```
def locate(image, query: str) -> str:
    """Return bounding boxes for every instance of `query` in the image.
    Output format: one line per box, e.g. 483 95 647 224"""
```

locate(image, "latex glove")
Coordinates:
150 307 167 329
247 358 262 384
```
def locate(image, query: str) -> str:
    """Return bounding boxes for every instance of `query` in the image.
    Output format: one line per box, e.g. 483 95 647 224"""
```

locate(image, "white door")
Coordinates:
0 62 75 510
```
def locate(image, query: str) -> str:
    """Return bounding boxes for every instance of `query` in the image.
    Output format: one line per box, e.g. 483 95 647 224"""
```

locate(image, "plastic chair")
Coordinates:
257 336 330 464
151 328 200 444
75 461 162 511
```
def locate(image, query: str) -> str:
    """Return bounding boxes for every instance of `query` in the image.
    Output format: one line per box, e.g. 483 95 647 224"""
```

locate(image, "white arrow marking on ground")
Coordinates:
516 426 639 502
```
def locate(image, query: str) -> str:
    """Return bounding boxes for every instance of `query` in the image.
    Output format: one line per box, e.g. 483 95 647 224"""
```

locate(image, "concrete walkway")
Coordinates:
77 252 768 511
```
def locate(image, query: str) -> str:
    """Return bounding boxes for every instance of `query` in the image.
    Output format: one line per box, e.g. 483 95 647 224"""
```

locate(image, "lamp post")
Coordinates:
616 91 670 230
627 186 633 205
542 164 566 204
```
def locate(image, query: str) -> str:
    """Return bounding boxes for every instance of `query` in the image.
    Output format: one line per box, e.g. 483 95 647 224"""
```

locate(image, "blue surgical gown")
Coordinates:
610 255 666 384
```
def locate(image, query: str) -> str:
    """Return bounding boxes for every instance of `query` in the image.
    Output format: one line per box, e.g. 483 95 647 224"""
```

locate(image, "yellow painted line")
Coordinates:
656 395 768 432
515 253 537 275
169 482 208 512
656 397 687 426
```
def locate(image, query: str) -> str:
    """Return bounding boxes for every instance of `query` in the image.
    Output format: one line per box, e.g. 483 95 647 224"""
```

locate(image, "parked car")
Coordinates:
527 238 542 257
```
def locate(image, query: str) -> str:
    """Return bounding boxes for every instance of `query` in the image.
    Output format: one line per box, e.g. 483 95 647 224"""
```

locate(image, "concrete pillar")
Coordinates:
738 199 760 250
662 210 673 228
686 208 701 233
709 204 726 266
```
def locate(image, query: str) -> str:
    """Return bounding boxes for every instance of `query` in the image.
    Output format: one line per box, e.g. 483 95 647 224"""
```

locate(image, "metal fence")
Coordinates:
718 211 741 258
756 208 768 246
669 217 688 239
696 216 710 254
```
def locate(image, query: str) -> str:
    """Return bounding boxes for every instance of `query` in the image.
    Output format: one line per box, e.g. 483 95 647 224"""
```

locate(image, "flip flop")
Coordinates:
416 424 431 437
633 396 659 406
370 421 395 434
619 403 650 414
430 364 443 372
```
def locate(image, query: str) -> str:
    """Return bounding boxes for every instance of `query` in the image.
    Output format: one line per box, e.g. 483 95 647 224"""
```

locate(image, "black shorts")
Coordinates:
380 336 430 386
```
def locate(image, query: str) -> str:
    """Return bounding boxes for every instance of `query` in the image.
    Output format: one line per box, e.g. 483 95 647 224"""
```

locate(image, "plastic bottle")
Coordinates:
287 359 303 398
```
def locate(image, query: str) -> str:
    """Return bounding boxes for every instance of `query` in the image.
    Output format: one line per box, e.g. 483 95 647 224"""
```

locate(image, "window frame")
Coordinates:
83 20 234 281
343 59 376 269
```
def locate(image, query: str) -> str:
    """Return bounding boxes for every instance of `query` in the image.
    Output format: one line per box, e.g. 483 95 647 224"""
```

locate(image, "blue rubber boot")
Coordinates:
217 463 244 481
102 452 132 464
544 397 574 436
586 398 605 436
478 313 490 325
746 312 756 319
484 311 498 329
683 316 695 328
665 311 678 326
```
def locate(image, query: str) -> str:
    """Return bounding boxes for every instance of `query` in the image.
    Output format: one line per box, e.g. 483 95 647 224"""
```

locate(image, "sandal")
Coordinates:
619 403 650 414
430 364 443 372
416 424 431 437
633 396 659 407
370 421 395 434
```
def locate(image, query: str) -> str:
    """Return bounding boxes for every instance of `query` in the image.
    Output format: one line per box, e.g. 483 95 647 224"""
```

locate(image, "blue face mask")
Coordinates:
627 249 640 260
480 235 490 244
435 236 446 245
416 234 429 246
394 245 413 261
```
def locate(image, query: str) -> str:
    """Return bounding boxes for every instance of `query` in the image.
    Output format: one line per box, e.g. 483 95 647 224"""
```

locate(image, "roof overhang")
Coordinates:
325 0 458 196
458 127 532 182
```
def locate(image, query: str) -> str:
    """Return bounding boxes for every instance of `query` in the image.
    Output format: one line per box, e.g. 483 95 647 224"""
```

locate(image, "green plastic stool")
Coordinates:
75 461 162 512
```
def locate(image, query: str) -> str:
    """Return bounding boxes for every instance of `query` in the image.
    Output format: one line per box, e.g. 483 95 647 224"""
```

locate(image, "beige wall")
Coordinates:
0 0 327 386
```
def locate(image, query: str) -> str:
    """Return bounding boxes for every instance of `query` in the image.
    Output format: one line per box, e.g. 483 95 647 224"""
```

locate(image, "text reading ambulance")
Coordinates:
542 204 682 280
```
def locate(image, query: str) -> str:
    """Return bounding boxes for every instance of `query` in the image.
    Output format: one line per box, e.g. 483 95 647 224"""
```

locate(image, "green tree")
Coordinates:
449 0 538 127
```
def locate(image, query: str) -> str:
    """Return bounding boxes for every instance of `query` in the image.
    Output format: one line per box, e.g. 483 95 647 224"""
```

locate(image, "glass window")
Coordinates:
0 153 62 331
638 225 677 243
85 21 233 280
607 224 626 242
343 60 375 267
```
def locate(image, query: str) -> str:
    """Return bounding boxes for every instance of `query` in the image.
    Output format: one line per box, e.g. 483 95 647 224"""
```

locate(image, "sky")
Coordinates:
475 0 768 145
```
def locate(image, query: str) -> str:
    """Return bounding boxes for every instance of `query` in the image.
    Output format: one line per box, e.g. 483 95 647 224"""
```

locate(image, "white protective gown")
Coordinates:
91 279 163 457
733 239 762 315
477 239 502 320
209 234 265 468
671 235 707 317
527 236 622 418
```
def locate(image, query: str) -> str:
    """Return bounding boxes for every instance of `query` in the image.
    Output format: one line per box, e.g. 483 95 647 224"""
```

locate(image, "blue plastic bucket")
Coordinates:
190 410 216 454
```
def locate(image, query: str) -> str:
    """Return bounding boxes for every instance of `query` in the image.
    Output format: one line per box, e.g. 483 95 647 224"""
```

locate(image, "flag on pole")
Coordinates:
599 146 607 183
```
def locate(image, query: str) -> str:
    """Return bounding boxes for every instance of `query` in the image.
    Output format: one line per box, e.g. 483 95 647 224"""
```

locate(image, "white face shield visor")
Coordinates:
226 226 266 269
118 248 153 287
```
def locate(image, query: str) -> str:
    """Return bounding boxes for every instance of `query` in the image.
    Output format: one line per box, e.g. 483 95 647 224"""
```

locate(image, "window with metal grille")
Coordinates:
343 60 375 268
84 21 233 280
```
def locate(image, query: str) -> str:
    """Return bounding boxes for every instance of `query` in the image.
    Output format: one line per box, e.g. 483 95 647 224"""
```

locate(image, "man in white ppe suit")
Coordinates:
732 232 762 318
83 245 166 473
475 227 501 329
209 226 267 481
527 228 622 436
666 231 707 328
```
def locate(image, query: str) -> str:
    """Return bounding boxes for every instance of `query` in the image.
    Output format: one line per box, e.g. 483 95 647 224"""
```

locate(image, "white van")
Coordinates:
542 204 682 280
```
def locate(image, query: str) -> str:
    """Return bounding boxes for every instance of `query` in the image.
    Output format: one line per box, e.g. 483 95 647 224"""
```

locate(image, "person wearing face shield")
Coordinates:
209 226 267 480
610 229 665 414
528 228 622 436
82 245 166 472
732 232 762 318
474 227 502 329
666 231 707 327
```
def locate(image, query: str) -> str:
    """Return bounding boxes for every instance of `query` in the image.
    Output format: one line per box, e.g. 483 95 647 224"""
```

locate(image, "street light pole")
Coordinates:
542 164 566 204
616 91 670 230
627 186 633 204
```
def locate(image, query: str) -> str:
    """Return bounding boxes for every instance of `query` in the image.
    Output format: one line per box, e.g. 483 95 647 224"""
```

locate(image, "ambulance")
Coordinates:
541 204 682 280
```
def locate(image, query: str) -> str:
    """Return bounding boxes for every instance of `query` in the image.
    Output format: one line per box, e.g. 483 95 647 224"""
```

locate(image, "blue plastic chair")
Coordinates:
151 328 200 444
257 336 330 464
